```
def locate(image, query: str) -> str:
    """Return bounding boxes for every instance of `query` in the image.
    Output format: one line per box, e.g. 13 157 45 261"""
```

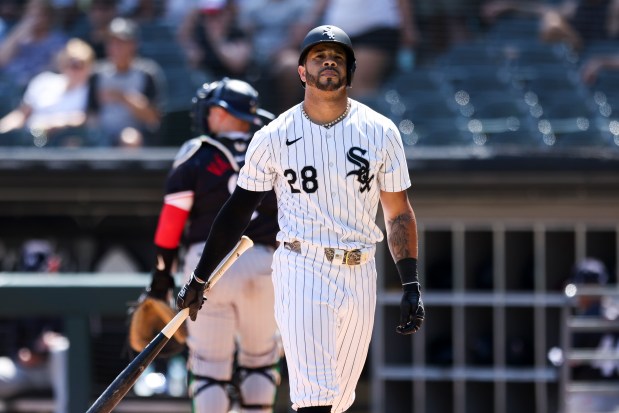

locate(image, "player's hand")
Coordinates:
147 269 175 301
176 274 206 321
396 283 425 335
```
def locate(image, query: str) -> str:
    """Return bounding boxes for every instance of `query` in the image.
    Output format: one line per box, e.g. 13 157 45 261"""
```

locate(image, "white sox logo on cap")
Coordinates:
322 26 336 40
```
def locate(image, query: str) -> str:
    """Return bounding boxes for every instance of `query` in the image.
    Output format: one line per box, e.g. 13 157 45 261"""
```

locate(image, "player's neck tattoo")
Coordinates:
302 99 351 129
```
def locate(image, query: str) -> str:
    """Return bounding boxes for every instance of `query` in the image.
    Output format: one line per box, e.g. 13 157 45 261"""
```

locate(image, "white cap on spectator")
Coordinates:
108 17 140 42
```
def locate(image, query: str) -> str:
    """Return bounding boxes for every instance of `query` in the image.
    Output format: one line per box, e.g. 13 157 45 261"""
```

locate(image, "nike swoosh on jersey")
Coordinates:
285 137 303 146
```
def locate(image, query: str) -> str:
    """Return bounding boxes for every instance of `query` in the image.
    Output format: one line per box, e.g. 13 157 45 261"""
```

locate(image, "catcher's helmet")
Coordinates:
190 77 274 136
298 25 356 87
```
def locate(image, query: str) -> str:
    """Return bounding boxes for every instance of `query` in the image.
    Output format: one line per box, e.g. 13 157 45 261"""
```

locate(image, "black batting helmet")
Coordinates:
190 78 274 136
298 25 356 87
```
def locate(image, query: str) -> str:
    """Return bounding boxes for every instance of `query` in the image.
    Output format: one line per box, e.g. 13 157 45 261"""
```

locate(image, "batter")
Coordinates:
177 25 426 413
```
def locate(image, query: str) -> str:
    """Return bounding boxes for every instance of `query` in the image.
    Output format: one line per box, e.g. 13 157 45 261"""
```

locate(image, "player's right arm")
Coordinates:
176 186 268 320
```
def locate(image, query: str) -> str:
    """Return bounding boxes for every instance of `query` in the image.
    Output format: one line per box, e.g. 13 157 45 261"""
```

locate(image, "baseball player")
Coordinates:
177 25 425 413
147 78 281 413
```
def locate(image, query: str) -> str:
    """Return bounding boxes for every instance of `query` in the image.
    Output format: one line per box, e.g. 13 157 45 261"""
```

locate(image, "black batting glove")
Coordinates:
397 283 425 335
395 258 425 335
147 246 178 300
176 273 207 321
147 269 175 301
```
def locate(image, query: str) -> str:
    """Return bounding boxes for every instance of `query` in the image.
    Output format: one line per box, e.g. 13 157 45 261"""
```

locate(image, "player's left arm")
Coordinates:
149 143 200 300
177 186 268 320
380 190 425 335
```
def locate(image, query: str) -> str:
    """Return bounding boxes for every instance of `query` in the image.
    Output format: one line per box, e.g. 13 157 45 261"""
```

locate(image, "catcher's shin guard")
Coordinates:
235 363 281 411
189 372 232 413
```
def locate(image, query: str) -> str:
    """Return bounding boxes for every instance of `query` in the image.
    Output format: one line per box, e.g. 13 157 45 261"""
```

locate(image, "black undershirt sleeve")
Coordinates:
193 186 268 279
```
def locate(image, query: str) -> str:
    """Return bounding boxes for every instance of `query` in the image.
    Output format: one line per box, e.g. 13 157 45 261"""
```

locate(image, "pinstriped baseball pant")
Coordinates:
272 243 377 413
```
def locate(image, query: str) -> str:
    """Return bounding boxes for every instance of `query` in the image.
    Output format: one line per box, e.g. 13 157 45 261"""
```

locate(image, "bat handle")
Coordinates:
162 308 189 338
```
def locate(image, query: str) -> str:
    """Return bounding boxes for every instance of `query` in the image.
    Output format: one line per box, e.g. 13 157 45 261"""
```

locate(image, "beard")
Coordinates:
305 68 345 91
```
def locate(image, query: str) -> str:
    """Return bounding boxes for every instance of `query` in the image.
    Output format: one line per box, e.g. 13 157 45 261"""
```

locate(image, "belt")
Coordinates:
283 241 371 266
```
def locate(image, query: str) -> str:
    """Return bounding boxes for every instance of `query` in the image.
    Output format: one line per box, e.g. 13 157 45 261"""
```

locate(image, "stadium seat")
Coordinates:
456 109 539 147
511 68 582 95
536 98 596 118
588 71 619 107
576 40 619 64
383 68 444 94
0 75 22 118
138 19 176 43
468 97 530 119
537 128 609 148
440 66 513 94
496 42 568 66
484 17 541 44
594 117 619 146
395 93 458 121
162 66 210 113
397 117 469 147
435 42 497 68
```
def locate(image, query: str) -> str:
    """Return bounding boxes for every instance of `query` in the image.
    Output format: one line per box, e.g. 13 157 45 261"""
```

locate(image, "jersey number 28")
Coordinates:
284 166 318 194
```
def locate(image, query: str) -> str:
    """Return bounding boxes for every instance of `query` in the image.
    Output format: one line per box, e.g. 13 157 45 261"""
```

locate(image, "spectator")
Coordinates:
87 16 166 147
415 0 483 54
298 0 420 101
237 0 313 115
176 0 251 79
0 38 96 147
68 0 120 59
0 0 67 89
163 0 195 26
0 0 25 41
54 0 83 34
481 0 619 52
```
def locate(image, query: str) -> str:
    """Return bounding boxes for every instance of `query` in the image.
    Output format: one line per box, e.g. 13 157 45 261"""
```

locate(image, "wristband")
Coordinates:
191 272 206 285
396 258 420 292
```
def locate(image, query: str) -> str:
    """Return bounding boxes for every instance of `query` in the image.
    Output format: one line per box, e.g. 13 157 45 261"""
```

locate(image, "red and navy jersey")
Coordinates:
164 134 278 247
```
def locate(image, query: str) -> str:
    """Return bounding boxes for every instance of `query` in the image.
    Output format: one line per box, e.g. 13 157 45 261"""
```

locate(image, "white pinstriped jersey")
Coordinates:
237 98 411 249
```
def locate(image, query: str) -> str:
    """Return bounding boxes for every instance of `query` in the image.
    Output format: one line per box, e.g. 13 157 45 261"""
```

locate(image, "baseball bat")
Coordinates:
86 235 254 413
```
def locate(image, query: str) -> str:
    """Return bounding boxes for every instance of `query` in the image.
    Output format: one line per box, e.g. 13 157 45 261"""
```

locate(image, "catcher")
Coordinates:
130 78 280 412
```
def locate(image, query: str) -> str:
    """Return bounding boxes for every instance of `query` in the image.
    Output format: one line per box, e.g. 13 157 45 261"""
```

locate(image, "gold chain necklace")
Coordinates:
302 99 351 129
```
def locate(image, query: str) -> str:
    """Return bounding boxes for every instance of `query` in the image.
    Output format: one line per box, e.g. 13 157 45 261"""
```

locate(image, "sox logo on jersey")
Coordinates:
346 147 374 192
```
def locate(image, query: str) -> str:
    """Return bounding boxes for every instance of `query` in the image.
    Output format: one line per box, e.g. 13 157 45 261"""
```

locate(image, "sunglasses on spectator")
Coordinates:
67 59 86 70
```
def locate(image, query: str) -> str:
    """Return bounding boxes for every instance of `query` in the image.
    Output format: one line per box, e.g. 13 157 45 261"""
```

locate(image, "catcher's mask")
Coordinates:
128 296 188 358
298 24 356 88
190 77 274 136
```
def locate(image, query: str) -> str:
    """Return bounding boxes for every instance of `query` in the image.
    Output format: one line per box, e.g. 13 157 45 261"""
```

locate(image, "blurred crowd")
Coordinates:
0 0 615 148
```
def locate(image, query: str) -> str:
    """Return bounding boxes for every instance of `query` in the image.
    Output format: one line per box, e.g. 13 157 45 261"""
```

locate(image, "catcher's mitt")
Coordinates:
127 294 188 358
